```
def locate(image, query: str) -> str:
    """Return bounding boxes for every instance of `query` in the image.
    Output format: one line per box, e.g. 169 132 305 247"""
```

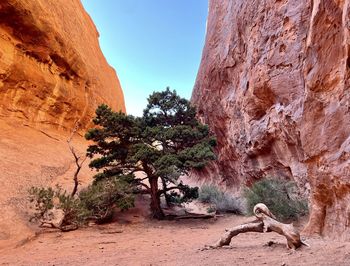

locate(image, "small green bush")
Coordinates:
29 176 135 229
244 178 308 221
55 188 85 226
206 206 216 213
29 185 84 227
198 184 243 214
79 177 135 223
28 186 55 221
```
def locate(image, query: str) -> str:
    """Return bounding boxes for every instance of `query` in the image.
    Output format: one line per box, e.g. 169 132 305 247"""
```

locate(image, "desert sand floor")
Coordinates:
0 215 349 266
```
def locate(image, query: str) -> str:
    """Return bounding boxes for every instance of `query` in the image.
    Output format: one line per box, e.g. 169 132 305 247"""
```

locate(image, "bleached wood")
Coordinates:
205 203 307 250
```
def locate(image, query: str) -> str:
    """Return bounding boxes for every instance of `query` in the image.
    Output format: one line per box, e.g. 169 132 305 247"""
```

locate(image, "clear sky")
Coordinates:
81 0 208 117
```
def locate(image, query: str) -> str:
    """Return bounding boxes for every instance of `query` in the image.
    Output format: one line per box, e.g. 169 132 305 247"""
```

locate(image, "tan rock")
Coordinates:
41 207 65 229
192 0 350 239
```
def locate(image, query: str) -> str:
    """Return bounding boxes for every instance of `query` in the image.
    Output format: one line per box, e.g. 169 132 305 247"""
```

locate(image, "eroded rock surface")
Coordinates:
192 0 350 238
0 0 125 130
0 0 125 249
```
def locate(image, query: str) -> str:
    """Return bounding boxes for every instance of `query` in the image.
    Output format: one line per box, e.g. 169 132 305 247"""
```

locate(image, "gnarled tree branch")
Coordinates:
205 203 308 250
67 121 87 197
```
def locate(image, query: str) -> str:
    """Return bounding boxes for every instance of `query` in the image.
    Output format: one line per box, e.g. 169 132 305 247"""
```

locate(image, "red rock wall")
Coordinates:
0 0 125 130
0 0 125 249
192 0 350 238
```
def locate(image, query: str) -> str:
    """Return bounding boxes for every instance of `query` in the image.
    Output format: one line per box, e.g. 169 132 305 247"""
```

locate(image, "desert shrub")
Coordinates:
28 186 55 222
244 178 308 221
79 177 135 223
29 185 84 227
206 206 216 213
29 177 135 229
198 184 243 214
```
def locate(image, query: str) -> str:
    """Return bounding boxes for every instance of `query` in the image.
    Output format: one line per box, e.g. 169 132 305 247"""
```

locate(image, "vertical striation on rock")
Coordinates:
192 0 350 238
0 0 125 130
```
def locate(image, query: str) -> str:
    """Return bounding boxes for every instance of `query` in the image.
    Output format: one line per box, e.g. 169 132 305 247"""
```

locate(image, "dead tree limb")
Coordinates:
67 121 87 197
205 203 307 250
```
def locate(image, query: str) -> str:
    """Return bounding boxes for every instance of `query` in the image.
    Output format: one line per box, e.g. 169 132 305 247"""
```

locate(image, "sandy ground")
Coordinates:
0 214 349 266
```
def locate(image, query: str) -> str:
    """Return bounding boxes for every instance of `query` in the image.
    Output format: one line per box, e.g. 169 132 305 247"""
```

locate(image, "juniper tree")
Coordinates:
85 88 216 219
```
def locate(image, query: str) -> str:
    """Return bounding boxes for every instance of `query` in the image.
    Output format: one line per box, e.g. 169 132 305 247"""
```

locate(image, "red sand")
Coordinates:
1 215 349 266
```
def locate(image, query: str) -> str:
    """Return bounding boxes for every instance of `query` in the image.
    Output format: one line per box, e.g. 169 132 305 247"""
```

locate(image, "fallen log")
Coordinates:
174 213 216 220
205 203 308 250
163 213 216 220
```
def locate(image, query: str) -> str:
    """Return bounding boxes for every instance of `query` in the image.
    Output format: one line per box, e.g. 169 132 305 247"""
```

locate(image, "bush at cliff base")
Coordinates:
198 184 244 214
243 178 308 221
29 177 135 228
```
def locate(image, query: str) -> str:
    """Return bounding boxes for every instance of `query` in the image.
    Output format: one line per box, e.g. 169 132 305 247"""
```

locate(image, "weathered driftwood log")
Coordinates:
206 203 307 250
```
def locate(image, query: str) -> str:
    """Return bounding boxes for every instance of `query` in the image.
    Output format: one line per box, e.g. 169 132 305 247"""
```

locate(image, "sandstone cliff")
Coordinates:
192 0 350 238
0 0 125 249
0 0 125 130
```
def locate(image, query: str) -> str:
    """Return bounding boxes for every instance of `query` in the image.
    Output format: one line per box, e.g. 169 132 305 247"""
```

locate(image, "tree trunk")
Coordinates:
149 176 164 219
67 123 86 197
161 177 171 207
71 170 79 197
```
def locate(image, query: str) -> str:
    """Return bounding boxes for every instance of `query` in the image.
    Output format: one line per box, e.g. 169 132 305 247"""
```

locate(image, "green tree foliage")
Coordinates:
244 178 309 221
85 88 216 219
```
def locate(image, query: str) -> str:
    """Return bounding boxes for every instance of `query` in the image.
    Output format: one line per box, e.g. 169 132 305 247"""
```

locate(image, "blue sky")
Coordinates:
81 0 208 116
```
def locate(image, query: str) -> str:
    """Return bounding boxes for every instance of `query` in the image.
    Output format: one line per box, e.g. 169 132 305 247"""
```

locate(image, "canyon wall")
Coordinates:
192 0 350 238
0 0 125 249
0 0 125 130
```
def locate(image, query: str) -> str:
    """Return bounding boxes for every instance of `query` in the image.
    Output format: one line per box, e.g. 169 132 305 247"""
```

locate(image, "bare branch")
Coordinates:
67 120 87 197
129 167 145 174
158 186 180 194
205 203 308 250
134 177 148 182
137 182 150 190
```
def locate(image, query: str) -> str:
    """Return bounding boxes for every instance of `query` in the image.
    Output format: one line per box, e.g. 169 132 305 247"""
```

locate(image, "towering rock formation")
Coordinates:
192 0 350 238
0 0 125 248
0 0 125 130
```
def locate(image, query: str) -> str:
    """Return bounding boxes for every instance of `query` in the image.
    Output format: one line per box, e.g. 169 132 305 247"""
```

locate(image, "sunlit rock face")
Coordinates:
0 0 125 130
0 0 125 248
192 0 350 238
